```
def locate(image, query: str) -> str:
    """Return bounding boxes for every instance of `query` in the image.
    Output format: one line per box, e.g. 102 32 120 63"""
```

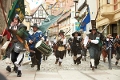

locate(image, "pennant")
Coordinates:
39 12 63 33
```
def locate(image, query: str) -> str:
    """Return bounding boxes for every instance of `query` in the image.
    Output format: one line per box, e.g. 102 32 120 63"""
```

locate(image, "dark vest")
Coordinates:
88 32 100 48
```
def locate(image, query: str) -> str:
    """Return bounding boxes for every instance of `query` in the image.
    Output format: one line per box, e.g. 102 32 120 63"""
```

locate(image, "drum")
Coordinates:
35 40 52 56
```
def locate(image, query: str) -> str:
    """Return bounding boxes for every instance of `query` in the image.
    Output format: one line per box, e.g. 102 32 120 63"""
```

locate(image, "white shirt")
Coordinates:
83 35 99 47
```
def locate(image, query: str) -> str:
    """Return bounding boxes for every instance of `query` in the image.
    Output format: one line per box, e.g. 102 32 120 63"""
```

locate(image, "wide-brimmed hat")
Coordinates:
59 30 65 35
31 23 39 29
89 27 97 32
72 31 81 36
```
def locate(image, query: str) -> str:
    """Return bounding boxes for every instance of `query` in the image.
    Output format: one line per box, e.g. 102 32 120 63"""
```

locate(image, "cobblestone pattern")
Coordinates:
1 52 120 72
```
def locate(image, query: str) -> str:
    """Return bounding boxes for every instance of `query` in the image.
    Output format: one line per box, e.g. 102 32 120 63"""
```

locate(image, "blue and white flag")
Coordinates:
80 6 91 31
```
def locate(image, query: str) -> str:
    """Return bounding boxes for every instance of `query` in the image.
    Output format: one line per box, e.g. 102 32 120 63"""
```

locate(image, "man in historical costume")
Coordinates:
114 34 120 65
27 23 43 71
104 34 115 61
55 30 66 66
89 29 105 64
97 31 106 64
5 15 28 77
84 27 100 70
71 31 82 65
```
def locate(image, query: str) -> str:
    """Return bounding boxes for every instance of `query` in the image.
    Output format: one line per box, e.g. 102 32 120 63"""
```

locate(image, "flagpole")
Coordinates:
95 0 100 21
0 0 8 36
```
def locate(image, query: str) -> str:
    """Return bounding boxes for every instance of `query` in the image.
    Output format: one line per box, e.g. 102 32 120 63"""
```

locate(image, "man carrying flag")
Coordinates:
0 0 27 77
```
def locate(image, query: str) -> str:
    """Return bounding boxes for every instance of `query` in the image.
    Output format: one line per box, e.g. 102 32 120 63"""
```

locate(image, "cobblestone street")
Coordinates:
5 52 120 71
0 52 120 80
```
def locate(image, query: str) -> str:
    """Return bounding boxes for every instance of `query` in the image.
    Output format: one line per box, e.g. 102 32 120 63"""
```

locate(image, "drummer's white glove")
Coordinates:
29 40 33 44
41 37 44 41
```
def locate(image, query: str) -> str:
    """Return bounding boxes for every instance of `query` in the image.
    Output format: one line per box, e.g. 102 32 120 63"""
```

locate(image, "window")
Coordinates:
107 0 110 4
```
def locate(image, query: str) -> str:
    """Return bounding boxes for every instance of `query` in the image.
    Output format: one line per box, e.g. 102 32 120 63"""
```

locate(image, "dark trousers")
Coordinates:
11 51 19 64
55 50 65 59
11 50 24 65
30 48 42 68
89 47 99 66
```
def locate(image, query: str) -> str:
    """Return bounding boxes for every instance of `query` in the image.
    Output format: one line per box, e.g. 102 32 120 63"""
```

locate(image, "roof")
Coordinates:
57 10 71 23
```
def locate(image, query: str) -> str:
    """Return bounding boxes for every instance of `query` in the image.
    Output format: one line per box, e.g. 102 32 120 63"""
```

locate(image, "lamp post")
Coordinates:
74 11 81 22
74 0 78 16
74 0 81 22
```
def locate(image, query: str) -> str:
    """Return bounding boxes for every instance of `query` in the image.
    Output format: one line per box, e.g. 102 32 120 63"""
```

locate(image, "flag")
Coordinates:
39 12 63 33
80 6 91 31
75 22 80 31
7 0 25 27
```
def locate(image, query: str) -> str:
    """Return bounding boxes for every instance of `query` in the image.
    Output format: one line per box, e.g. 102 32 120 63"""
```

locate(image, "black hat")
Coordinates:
59 30 65 35
31 23 39 29
72 31 81 36
89 27 97 32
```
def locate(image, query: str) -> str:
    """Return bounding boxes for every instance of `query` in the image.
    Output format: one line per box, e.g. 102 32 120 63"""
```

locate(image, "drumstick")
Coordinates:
16 35 24 43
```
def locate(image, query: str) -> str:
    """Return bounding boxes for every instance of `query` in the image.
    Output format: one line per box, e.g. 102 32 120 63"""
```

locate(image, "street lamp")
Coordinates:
74 0 78 16
74 11 81 21
73 0 78 3
74 0 80 21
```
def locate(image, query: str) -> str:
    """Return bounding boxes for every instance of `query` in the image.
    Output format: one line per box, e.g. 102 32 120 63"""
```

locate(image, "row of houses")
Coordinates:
1 0 120 41
47 0 97 40
48 0 120 39
96 0 120 38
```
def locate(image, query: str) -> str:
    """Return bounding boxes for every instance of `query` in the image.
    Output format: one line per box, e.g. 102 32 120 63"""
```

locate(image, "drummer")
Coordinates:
27 23 43 71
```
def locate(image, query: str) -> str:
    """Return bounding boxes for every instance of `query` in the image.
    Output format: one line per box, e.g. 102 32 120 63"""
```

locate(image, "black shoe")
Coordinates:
17 70 22 77
55 59 59 64
92 66 94 71
74 60 76 64
37 68 40 71
115 61 118 65
90 62 92 68
59 62 62 66
13 66 18 73
77 61 81 65
6 66 11 72
37 65 40 71
95 66 97 69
